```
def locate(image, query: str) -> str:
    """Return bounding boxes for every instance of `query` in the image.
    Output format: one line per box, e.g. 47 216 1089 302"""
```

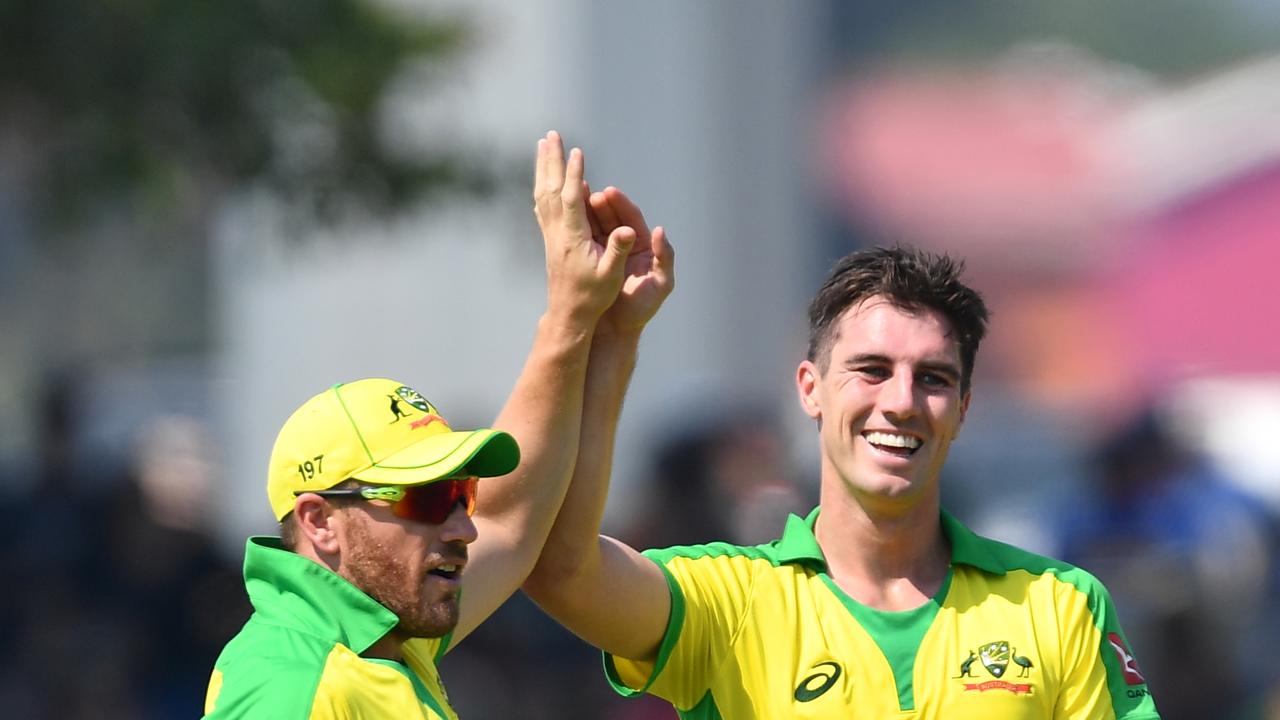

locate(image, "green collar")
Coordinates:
241 536 400 655
773 507 1007 575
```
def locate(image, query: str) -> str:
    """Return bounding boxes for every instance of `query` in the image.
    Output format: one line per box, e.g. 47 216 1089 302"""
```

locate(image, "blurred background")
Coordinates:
2 0 1278 717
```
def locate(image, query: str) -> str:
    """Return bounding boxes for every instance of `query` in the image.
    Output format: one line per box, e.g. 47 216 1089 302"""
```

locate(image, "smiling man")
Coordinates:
522 246 1160 718
203 130 674 719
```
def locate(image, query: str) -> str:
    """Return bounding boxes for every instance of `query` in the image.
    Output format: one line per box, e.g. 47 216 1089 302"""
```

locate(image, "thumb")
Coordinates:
599 225 636 279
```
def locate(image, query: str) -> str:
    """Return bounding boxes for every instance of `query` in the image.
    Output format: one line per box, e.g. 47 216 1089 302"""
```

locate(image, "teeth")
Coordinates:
438 565 459 573
865 432 921 449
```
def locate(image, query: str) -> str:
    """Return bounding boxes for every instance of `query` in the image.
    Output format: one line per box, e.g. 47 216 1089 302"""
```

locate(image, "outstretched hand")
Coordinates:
587 186 675 335
533 131 636 330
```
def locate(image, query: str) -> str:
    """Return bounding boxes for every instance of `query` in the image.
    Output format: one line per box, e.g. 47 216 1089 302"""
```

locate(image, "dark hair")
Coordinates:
806 245 989 393
279 513 299 550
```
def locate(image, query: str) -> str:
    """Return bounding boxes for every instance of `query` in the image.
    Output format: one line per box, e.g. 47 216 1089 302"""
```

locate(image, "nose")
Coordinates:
879 368 918 419
439 502 479 545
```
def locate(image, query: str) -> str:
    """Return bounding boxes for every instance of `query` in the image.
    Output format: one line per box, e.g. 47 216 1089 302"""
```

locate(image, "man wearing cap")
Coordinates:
202 130 674 719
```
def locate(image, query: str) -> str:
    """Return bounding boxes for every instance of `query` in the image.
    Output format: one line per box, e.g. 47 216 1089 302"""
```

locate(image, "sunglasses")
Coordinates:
300 477 478 525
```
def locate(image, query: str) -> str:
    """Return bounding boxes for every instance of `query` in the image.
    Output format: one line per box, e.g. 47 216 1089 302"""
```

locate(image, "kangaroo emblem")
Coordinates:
388 394 411 422
955 651 978 678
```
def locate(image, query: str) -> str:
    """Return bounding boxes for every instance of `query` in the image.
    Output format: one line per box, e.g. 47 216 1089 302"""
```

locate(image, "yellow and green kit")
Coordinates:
203 537 456 719
608 510 1160 719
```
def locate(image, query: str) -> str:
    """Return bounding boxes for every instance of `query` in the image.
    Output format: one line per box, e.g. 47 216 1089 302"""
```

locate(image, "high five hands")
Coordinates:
533 130 674 335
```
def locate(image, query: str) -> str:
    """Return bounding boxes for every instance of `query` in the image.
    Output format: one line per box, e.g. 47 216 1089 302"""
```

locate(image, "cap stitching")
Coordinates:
332 384 376 464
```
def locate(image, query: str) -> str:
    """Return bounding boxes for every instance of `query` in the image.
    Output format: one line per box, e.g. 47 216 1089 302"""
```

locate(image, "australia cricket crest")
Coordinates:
957 640 1035 696
979 641 1010 678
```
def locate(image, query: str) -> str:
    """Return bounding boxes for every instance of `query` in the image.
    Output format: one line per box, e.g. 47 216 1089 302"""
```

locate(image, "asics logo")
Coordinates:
794 661 842 702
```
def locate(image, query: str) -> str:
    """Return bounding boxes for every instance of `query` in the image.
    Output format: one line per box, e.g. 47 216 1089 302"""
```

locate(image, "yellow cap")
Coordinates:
266 378 520 520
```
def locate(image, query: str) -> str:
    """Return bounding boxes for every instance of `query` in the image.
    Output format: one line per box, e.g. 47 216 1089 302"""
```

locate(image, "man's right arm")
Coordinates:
522 188 675 663
454 132 635 646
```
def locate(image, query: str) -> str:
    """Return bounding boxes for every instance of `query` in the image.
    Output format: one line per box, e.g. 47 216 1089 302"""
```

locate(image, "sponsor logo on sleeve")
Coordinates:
1108 633 1147 685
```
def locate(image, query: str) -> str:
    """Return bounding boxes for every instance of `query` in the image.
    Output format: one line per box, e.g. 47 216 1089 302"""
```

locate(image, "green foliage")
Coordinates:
0 0 476 229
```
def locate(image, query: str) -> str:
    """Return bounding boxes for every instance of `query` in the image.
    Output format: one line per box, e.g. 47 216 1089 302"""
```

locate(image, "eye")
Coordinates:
857 366 891 381
919 372 954 389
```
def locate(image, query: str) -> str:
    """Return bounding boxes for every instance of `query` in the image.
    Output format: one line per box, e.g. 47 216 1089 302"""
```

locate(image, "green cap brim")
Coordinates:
354 428 520 485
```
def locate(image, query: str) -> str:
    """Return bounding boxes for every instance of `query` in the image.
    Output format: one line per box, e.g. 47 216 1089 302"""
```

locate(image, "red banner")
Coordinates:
963 680 1033 695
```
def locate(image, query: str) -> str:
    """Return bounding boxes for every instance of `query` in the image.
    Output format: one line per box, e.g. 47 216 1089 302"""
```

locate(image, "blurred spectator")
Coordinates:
105 414 250 717
1055 408 1279 720
621 407 813 551
0 372 118 718
0 375 249 719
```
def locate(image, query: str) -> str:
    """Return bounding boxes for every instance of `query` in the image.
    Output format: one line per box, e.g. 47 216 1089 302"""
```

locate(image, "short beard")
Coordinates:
340 512 459 638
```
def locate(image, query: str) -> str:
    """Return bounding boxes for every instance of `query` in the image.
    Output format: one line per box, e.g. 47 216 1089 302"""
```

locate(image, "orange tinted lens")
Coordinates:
392 477 478 524
460 477 478 515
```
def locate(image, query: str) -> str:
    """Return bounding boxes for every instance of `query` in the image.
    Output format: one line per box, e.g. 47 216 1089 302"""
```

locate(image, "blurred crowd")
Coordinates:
2 372 1278 719
1053 410 1280 718
0 376 250 719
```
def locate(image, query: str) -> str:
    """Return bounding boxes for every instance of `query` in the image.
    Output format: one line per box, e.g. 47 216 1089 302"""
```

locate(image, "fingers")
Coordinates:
584 181 604 242
533 137 547 222
561 146 583 204
534 130 594 241
599 226 638 280
589 189 620 235
651 226 675 290
533 138 545 197
545 130 565 192
603 187 650 238
559 146 587 233
533 131 567 227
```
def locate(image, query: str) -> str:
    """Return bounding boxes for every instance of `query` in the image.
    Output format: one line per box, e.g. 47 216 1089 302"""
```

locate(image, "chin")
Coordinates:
400 600 460 639
853 473 926 500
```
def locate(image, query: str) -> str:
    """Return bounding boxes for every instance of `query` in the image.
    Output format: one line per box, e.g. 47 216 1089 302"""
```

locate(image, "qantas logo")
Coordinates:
1108 633 1146 685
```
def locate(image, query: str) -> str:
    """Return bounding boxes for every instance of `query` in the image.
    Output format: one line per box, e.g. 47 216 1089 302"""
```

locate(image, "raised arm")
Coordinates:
452 131 636 643
523 187 676 662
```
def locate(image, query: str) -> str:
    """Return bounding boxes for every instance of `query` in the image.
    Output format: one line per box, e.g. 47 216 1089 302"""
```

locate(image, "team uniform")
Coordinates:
607 510 1160 719
204 538 457 719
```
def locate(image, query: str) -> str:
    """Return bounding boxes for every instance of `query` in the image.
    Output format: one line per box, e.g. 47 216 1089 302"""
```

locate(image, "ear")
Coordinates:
956 390 972 436
796 360 823 420
293 493 343 556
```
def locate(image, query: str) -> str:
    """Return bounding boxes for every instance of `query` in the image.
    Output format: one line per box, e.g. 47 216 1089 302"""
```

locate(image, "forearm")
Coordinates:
477 313 594 537
523 330 670 659
449 313 594 642
526 330 637 586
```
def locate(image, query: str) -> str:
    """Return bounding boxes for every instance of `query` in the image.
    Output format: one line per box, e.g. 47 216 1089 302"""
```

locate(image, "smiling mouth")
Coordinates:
429 563 464 581
863 431 922 458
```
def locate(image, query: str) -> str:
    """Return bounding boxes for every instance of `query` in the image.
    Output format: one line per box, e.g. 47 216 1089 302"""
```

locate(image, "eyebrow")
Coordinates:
845 354 962 379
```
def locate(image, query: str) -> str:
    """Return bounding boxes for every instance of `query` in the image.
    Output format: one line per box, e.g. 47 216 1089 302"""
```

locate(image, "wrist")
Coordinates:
588 329 642 372
537 312 597 350
591 325 643 347
540 306 600 342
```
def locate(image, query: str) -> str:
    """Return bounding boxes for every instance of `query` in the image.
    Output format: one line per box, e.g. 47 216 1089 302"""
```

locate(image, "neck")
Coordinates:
363 629 406 662
814 480 950 611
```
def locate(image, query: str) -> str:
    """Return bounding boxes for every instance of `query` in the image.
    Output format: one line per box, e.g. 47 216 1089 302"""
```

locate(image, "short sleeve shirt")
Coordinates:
607 510 1160 719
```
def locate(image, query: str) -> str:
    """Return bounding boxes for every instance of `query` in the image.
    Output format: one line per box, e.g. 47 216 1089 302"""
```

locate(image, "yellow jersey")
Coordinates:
608 510 1159 719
